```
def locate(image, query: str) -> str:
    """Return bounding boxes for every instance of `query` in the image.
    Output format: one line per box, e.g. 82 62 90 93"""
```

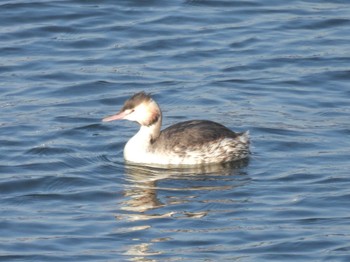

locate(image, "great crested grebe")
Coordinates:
103 92 250 166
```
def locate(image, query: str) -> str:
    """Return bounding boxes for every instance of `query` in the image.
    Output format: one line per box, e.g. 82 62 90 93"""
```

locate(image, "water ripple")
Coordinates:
1 0 350 261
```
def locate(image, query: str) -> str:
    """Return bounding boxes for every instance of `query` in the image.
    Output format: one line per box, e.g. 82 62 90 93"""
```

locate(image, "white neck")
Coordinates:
123 115 162 163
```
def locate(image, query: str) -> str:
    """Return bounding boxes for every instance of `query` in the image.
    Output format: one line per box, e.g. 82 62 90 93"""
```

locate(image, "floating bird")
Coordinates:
103 92 249 166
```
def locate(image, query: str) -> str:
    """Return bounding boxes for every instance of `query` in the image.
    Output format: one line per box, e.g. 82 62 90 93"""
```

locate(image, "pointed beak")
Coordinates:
102 110 129 122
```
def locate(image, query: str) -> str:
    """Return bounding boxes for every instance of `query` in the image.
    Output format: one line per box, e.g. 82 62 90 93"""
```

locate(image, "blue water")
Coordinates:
1 0 350 261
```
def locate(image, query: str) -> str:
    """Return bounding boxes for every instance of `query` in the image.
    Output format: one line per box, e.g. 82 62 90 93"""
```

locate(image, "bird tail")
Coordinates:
238 131 250 144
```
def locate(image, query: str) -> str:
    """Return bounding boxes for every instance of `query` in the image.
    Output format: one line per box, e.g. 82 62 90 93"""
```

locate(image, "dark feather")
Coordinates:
152 120 240 151
122 92 151 111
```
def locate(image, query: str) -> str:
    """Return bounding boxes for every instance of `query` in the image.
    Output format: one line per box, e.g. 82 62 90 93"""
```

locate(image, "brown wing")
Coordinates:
152 120 239 152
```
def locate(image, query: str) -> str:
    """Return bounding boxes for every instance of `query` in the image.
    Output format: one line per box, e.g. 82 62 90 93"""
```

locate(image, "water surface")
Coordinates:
1 0 350 261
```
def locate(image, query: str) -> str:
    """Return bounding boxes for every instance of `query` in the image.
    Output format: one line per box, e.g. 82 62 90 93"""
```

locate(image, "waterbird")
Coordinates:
103 92 250 166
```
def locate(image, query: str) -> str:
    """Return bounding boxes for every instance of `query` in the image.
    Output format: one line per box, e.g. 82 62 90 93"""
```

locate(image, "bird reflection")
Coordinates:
121 160 249 214
118 160 249 261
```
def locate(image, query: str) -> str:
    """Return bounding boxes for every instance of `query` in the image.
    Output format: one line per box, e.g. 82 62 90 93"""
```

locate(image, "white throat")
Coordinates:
123 117 162 163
